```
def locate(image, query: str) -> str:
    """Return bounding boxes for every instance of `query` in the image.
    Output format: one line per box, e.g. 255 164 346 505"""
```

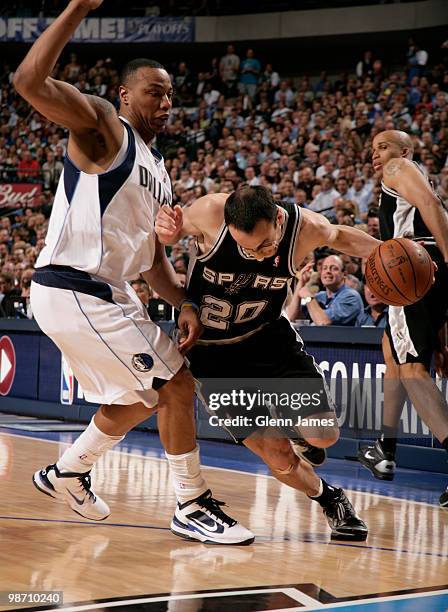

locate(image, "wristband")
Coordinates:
178 299 199 312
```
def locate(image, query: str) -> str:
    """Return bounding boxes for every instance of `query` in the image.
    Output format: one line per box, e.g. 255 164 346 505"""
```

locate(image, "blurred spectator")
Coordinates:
366 210 381 239
347 176 371 218
17 150 41 182
130 279 173 321
239 49 261 99
345 274 363 294
356 284 388 328
356 50 374 79
0 272 23 317
291 255 363 326
219 44 240 96
42 151 63 191
261 63 280 89
407 40 428 82
309 175 340 217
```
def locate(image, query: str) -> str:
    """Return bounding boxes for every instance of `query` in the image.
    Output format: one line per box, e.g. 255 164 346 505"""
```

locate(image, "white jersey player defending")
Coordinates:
15 0 253 545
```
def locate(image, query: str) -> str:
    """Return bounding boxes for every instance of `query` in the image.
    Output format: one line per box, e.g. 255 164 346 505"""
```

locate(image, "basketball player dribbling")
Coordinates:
156 185 382 540
14 0 253 545
358 130 448 507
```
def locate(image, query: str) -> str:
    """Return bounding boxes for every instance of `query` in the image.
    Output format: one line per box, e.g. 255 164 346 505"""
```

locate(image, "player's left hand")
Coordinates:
177 308 203 353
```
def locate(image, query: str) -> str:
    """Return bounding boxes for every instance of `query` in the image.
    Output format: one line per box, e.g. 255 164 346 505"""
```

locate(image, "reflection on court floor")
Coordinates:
0 427 447 611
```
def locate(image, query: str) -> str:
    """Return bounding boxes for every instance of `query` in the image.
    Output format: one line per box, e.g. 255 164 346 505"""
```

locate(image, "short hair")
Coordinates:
224 186 276 232
120 58 166 85
0 272 14 284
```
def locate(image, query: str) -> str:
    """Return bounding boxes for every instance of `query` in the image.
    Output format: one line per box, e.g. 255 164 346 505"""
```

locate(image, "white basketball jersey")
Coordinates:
36 117 172 282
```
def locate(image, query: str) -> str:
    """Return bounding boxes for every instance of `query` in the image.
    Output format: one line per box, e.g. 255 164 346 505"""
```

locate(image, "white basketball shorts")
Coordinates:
30 267 184 408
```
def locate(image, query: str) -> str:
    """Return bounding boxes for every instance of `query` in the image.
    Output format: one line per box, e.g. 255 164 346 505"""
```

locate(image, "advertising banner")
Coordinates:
0 17 194 43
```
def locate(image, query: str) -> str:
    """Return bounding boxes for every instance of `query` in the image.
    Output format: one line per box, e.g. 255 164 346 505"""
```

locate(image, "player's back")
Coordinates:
36 118 172 283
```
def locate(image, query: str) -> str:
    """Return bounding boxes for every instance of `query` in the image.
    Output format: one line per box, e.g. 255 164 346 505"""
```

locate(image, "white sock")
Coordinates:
165 446 208 503
57 418 124 474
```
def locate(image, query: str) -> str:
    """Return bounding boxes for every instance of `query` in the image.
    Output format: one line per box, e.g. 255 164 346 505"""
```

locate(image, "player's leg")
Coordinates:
157 367 254 545
244 430 367 541
33 400 155 521
358 332 406 480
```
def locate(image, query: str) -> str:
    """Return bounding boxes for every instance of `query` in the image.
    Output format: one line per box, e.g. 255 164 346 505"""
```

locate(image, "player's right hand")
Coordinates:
155 205 183 245
72 0 104 11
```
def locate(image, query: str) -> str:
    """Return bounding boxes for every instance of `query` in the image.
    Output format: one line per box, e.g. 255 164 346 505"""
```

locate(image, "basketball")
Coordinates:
365 238 434 306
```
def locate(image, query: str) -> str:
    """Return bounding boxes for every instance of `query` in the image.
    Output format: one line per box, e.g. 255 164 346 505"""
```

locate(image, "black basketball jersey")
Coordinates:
187 202 301 344
379 162 441 245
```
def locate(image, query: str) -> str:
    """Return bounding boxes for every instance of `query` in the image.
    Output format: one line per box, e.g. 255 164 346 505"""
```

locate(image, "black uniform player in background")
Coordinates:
358 130 448 507
156 186 381 540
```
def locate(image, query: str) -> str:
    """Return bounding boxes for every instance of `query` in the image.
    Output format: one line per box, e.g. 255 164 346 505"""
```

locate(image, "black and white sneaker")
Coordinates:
322 488 368 541
290 438 326 467
171 489 254 545
440 488 448 508
358 441 396 481
32 463 110 521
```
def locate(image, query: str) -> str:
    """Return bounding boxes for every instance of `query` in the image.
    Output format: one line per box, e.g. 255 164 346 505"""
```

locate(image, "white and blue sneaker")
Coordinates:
171 489 254 545
32 463 110 521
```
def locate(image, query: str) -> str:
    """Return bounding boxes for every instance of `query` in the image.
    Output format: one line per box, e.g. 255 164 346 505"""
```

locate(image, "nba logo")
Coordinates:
60 354 74 405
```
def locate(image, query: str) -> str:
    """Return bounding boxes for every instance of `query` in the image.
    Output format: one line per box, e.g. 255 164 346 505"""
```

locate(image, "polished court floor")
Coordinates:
0 420 447 612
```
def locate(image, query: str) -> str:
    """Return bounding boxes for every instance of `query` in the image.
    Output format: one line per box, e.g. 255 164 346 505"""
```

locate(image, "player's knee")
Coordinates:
305 426 339 449
300 412 339 448
162 366 195 401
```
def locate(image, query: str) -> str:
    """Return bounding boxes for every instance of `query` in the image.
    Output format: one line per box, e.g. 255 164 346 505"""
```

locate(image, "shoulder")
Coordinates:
382 157 418 186
187 192 227 231
340 285 363 302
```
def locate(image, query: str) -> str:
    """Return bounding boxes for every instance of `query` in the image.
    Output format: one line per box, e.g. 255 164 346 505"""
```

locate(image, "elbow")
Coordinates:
13 68 26 94
13 66 34 96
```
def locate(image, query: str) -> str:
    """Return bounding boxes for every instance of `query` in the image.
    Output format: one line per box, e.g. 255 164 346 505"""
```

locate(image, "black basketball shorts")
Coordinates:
188 316 336 441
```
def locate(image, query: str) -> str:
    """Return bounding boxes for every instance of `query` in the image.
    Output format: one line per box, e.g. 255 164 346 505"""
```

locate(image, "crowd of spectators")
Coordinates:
0 36 447 325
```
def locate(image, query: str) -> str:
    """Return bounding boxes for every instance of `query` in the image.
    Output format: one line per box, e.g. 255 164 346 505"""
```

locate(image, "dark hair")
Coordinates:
120 58 165 85
224 186 276 232
367 208 379 219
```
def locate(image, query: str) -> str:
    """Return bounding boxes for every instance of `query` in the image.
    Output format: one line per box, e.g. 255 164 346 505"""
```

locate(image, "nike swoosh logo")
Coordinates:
67 490 85 506
190 518 223 533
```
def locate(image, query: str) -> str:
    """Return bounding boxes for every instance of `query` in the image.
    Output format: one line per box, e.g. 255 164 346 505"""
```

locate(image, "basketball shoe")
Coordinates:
290 438 326 467
171 489 254 545
440 488 448 508
32 463 110 521
322 488 368 541
358 441 396 481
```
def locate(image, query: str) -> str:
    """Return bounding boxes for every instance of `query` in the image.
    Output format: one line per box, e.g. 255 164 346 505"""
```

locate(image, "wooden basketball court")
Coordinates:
0 430 447 611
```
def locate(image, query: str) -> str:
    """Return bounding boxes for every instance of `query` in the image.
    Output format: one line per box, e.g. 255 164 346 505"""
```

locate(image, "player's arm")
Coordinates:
13 0 120 135
142 238 187 309
383 158 448 263
142 238 201 352
296 208 380 262
155 193 227 245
